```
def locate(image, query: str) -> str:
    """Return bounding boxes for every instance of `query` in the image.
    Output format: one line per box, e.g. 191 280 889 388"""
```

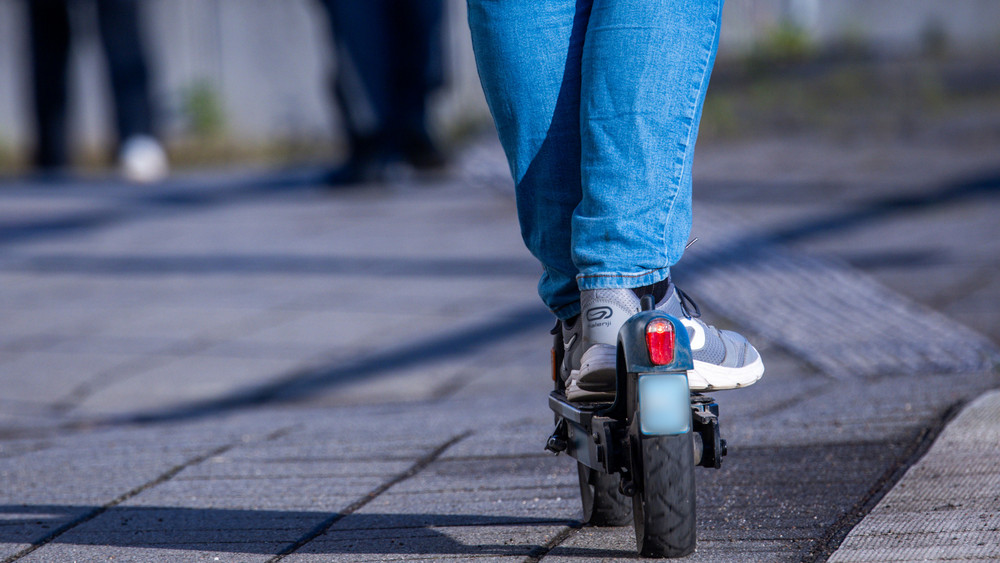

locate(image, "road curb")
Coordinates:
828 388 1000 562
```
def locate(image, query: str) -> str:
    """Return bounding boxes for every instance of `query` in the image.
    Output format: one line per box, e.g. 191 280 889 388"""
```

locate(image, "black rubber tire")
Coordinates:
577 462 632 526
631 432 696 557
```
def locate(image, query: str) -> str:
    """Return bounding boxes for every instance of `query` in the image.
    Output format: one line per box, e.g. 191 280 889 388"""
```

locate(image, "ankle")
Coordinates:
631 277 671 303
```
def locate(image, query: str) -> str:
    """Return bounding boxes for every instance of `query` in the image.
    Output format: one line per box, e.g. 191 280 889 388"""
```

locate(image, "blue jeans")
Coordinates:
467 0 723 320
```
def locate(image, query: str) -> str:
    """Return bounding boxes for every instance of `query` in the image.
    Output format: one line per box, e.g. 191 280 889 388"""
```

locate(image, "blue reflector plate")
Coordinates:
638 374 690 435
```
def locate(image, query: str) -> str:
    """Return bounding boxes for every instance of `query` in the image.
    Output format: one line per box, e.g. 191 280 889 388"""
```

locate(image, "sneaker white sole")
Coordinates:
564 345 618 402
688 355 765 391
565 379 616 402
565 344 764 399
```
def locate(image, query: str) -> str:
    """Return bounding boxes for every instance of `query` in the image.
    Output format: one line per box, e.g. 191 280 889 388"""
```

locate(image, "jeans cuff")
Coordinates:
575 268 670 292
552 300 581 321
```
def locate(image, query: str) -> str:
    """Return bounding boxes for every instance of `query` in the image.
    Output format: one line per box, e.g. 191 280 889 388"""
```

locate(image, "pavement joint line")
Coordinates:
0 425 294 562
266 431 472 562
382 486 576 496
428 370 479 402
523 520 585 563
50 353 195 415
801 399 967 563
0 455 212 562
319 519 576 533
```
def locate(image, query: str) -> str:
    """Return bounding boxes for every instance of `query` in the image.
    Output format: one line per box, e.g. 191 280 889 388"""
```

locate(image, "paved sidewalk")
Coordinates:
1 133 998 562
829 389 1000 562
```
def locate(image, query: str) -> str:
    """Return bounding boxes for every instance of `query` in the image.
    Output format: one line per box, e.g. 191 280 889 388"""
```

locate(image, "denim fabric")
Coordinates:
468 0 723 320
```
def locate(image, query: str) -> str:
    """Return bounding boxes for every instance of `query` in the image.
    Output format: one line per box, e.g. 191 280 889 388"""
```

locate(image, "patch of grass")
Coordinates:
746 23 816 73
182 81 226 140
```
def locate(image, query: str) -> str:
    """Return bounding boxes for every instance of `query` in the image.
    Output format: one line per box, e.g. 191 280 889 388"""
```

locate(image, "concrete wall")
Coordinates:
0 0 998 155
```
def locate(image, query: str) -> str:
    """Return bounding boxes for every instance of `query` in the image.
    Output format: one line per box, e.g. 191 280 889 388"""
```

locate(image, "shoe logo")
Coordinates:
586 307 614 321
680 318 706 350
563 333 577 351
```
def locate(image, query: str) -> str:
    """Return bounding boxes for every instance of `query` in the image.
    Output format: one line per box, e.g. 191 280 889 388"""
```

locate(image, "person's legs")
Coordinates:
96 0 168 183
27 0 72 169
469 0 761 399
468 0 720 317
96 0 154 143
390 0 446 168
575 0 723 291
322 0 394 175
568 0 730 397
467 0 590 320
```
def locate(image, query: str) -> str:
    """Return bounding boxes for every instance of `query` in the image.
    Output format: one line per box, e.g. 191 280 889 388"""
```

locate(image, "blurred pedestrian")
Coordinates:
27 0 168 182
318 0 446 184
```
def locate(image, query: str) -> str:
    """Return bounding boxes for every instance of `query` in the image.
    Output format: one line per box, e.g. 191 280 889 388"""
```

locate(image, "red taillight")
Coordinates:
646 318 675 365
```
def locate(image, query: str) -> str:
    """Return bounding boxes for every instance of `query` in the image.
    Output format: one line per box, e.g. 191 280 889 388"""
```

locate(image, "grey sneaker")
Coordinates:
564 289 639 401
566 282 764 398
657 284 765 390
560 314 617 401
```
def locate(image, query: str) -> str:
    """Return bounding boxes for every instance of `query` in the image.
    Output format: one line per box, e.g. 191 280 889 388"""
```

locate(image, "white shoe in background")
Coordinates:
119 135 169 183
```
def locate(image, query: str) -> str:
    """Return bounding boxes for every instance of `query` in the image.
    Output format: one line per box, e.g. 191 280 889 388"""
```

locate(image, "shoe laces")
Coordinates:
674 286 702 320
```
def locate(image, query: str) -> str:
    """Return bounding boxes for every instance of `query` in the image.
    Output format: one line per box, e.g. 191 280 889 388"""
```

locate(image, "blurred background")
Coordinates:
0 0 998 175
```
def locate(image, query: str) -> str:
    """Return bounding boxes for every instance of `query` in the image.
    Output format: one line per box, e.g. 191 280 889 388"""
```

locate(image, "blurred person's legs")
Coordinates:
27 0 165 181
468 0 762 399
390 0 446 169
96 0 167 182
27 0 72 170
321 0 445 183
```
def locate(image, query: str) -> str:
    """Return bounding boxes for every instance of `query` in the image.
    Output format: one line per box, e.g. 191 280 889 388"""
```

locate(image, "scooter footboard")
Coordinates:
547 394 625 474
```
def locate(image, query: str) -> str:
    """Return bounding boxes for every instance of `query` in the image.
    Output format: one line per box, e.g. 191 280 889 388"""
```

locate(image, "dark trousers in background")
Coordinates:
319 0 444 166
28 0 154 168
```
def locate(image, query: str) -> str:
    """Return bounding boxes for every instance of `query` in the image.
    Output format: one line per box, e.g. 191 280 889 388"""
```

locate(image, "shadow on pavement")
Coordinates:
0 168 329 247
1 505 624 557
678 168 1000 283
705 167 1000 247
0 253 539 278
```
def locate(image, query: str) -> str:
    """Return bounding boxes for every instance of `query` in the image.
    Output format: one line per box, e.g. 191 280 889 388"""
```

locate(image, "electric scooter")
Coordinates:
545 294 726 557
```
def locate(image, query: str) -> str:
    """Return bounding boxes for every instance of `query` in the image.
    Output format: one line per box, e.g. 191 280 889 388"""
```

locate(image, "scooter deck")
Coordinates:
547 392 624 473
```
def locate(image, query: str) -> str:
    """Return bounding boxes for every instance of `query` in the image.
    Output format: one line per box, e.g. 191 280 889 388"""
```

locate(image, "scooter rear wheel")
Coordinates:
631 431 696 557
577 462 632 526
